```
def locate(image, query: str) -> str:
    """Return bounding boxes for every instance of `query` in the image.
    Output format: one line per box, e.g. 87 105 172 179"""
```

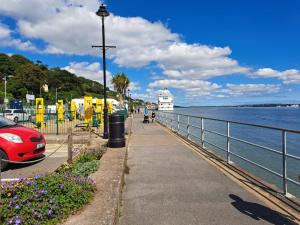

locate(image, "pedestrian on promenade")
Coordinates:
151 111 156 122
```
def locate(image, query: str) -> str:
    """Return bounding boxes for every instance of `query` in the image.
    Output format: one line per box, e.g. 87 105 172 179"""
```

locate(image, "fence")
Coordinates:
1 109 103 135
156 111 300 198
0 127 93 201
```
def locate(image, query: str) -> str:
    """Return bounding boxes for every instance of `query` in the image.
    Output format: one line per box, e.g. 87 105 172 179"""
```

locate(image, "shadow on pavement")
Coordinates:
229 194 298 225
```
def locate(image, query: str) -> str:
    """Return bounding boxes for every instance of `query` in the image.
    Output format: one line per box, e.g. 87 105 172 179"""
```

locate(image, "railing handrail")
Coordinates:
158 111 300 134
156 111 300 197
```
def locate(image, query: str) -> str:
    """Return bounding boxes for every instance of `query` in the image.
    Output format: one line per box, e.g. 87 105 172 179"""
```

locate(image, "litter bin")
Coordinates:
108 113 126 148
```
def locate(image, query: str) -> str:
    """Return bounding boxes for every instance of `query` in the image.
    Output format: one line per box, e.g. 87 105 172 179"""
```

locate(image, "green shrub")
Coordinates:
0 173 96 225
76 153 97 164
72 160 99 177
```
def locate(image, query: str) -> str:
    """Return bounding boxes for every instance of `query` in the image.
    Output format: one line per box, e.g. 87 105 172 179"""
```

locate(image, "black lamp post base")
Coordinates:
103 132 109 139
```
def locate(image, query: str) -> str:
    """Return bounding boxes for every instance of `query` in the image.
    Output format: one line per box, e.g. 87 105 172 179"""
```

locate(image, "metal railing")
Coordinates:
156 111 300 197
0 109 103 135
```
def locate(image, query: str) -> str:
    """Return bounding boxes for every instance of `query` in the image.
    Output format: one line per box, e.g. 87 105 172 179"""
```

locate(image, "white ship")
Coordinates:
158 89 174 111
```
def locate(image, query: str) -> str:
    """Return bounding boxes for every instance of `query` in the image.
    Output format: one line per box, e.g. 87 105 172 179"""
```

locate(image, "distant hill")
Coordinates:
0 53 118 105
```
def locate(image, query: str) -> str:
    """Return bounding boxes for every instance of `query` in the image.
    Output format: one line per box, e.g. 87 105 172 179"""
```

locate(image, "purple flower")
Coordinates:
8 218 13 224
48 209 53 216
15 219 21 225
34 175 40 180
15 204 20 210
38 189 47 195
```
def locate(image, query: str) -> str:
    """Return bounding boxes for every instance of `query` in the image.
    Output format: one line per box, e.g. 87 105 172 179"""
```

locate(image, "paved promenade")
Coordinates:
119 115 297 225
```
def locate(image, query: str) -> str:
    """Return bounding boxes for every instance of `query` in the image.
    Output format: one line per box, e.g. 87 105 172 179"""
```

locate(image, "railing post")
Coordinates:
227 121 231 163
67 127 73 164
177 114 179 132
56 110 59 135
187 116 190 140
201 118 204 148
282 130 287 196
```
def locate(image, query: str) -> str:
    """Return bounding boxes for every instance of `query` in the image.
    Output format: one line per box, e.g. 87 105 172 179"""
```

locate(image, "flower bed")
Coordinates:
0 144 107 225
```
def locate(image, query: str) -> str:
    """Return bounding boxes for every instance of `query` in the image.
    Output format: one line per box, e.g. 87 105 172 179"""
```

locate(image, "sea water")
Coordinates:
171 107 300 197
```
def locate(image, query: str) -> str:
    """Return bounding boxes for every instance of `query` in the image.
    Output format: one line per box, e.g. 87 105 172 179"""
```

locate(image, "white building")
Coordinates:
158 89 174 111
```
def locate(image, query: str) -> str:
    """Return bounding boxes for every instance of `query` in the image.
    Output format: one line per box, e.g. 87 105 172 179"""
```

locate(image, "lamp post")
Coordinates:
2 75 13 109
3 76 7 109
55 87 61 104
127 89 130 111
93 3 115 139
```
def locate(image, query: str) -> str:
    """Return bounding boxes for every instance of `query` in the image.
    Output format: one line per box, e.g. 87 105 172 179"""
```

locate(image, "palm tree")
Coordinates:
112 73 130 107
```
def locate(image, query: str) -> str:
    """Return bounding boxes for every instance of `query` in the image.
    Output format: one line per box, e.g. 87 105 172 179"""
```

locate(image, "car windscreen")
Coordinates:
3 110 12 113
0 116 17 128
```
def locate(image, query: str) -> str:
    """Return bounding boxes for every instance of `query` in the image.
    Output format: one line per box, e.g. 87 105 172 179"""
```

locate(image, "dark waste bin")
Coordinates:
108 113 126 148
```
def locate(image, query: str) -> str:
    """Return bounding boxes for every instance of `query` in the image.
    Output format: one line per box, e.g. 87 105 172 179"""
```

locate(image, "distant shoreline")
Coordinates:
174 104 300 108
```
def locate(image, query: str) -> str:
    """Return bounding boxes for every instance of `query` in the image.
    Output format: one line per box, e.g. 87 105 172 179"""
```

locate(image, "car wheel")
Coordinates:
13 117 19 123
0 150 8 171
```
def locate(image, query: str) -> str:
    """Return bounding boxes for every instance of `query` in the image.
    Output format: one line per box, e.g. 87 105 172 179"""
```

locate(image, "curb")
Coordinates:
63 116 132 225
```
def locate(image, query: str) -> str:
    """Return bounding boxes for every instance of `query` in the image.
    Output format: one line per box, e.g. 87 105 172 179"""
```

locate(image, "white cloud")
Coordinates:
0 0 249 80
131 88 162 102
149 79 221 97
0 22 37 51
250 68 300 84
222 83 281 96
128 81 141 91
63 61 113 88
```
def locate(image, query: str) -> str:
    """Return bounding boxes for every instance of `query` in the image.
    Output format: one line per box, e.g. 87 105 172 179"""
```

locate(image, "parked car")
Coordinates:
3 109 32 123
0 116 46 171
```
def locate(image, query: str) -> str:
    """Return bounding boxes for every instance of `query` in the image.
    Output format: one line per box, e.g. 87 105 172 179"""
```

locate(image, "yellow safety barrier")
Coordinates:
57 100 64 123
84 96 93 126
95 99 103 125
35 98 45 128
70 100 76 121
108 101 113 115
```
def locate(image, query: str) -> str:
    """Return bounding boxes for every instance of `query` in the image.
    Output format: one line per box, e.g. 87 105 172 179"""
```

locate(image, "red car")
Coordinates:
0 116 46 171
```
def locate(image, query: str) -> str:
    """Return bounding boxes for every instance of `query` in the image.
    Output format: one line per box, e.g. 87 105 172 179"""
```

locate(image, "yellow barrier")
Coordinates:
57 100 64 123
95 99 103 125
84 96 93 126
70 100 76 121
35 98 45 128
108 101 113 115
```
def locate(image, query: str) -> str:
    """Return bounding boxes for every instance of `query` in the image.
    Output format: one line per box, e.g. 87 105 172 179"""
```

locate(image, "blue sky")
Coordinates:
0 0 300 106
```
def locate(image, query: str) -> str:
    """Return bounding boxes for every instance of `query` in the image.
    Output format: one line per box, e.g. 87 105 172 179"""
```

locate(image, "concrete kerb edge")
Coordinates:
156 121 300 223
114 115 133 225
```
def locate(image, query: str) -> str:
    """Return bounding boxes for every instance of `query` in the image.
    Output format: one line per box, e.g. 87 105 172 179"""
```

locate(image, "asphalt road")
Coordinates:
1 143 68 179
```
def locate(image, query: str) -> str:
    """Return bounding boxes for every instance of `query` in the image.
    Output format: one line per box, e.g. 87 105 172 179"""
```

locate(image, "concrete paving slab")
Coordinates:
119 115 297 225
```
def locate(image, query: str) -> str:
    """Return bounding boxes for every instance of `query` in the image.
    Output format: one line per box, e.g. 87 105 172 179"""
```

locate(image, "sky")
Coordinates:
0 0 300 106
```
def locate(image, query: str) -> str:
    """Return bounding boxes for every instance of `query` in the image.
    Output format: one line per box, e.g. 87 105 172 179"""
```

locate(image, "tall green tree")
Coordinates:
112 73 130 107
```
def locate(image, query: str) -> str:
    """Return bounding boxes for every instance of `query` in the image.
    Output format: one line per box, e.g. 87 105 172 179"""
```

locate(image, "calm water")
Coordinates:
165 107 300 197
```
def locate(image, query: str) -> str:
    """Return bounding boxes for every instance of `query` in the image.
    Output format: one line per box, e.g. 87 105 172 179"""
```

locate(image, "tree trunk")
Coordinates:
119 93 123 108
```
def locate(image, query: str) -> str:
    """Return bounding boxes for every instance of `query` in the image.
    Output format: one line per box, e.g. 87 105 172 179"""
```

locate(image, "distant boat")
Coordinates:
158 89 174 111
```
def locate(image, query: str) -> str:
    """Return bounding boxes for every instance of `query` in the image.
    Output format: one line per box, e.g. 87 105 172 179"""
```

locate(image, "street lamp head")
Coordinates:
96 4 109 17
